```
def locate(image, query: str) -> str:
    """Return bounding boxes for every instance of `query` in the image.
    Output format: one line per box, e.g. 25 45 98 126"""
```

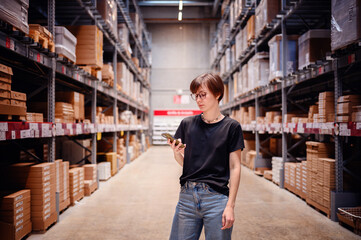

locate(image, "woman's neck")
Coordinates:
203 106 222 122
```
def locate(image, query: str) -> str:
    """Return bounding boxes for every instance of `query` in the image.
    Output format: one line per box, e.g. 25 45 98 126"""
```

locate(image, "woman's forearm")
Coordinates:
174 152 184 167
227 166 241 208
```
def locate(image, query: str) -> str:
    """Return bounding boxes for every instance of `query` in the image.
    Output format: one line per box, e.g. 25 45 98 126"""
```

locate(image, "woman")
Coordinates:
168 73 244 240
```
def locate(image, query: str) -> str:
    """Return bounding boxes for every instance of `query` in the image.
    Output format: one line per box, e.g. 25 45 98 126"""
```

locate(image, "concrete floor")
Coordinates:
28 146 361 240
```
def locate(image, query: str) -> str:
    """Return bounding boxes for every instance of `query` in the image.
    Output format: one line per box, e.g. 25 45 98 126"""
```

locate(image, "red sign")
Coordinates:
154 110 202 116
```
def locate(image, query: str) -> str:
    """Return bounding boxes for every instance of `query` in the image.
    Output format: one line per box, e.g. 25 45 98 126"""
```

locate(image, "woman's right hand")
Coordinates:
167 138 186 155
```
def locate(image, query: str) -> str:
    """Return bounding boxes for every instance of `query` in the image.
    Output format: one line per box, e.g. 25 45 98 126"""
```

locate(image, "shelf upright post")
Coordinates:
280 0 288 189
126 103 130 163
334 58 343 192
47 0 58 221
254 0 260 170
255 93 260 168
113 47 118 169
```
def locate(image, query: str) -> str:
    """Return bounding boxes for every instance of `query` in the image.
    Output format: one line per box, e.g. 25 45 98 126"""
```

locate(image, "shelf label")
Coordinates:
11 131 16 139
20 129 30 139
62 66 66 74
41 124 51 137
34 130 40 138
0 132 5 141
29 123 39 130
97 132 102 140
318 66 324 75
6 37 14 50
340 129 351 136
37 53 41 62
76 124 82 135
356 122 361 130
0 122 8 131
297 123 304 133
339 123 348 131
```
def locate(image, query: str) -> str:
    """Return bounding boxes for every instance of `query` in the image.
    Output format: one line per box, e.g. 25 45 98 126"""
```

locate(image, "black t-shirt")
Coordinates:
174 114 245 196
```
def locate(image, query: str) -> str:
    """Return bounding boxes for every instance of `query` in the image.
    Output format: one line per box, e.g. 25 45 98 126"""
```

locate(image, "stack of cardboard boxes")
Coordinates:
97 152 117 176
54 102 74 123
67 25 103 70
98 162 111 181
84 164 98 196
102 64 115 87
336 95 361 122
0 190 32 240
56 91 85 122
26 113 44 122
117 138 127 170
318 92 335 123
0 64 27 118
308 105 318 123
301 161 308 199
69 167 84 205
268 34 299 81
265 111 281 124
306 141 335 211
255 0 280 37
55 160 70 212
9 163 57 231
271 157 283 185
298 30 330 70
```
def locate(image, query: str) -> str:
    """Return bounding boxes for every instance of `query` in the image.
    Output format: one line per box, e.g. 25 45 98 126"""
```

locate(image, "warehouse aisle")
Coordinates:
28 146 360 240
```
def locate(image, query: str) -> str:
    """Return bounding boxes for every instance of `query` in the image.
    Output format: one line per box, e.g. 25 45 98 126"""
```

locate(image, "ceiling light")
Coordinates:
179 0 183 10
178 11 182 21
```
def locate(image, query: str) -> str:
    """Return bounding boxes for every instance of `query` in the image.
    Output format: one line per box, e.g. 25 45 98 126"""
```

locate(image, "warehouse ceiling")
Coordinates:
138 0 220 23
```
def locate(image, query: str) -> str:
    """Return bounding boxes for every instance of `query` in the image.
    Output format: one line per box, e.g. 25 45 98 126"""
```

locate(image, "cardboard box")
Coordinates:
331 0 361 51
0 82 11 91
10 100 26 108
10 91 26 101
0 63 13 83
67 25 103 68
97 152 117 176
247 15 255 42
255 0 280 37
298 30 331 69
0 220 32 240
0 98 10 105
0 90 11 99
98 162 111 181
31 211 57 231
56 92 84 120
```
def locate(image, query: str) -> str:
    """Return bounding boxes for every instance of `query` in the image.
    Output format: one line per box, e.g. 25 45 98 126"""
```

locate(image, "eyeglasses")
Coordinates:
190 92 207 101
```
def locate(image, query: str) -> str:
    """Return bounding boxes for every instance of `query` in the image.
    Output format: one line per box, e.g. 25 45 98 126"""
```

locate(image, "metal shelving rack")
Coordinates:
212 0 361 222
0 0 151 219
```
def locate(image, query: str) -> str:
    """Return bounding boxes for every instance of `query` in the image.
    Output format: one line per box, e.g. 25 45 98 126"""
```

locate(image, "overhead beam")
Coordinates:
138 1 213 6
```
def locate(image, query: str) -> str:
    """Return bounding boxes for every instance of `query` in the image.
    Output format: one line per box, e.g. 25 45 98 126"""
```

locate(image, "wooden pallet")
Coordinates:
337 213 361 235
269 77 282 84
0 114 26 121
306 198 331 218
57 53 75 64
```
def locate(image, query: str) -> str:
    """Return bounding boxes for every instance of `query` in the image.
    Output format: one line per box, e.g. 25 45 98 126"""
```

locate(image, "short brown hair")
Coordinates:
190 73 224 102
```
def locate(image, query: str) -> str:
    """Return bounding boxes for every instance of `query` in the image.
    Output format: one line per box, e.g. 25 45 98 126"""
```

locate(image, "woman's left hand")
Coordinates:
221 206 235 230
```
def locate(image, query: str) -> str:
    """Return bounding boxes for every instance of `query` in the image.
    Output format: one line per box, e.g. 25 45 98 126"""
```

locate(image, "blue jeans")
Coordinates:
170 181 232 240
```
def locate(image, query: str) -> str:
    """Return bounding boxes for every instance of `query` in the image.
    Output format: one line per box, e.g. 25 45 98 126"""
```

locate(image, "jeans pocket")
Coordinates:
206 185 219 195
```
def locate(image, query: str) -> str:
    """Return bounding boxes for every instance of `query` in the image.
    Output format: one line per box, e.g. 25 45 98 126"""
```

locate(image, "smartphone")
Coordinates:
161 133 185 148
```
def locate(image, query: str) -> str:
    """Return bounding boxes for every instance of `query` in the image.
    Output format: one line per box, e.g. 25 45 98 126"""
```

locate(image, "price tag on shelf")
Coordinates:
6 37 14 50
357 122 361 130
306 123 313 129
340 129 351 136
37 53 41 62
76 124 82 135
11 131 16 139
62 66 66 74
66 123 72 129
41 124 51 137
339 123 348 131
0 122 8 132
29 123 39 130
34 130 40 138
0 132 5 141
297 123 304 133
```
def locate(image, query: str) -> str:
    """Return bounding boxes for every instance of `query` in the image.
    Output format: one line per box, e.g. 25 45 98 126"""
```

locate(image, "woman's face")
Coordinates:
194 85 219 112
